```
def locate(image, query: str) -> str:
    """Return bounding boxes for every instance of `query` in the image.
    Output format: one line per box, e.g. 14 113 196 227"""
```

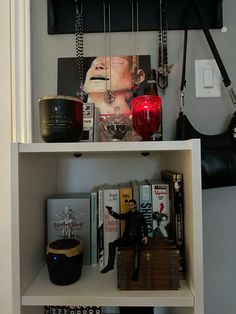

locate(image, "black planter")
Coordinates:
39 95 83 142
46 238 83 285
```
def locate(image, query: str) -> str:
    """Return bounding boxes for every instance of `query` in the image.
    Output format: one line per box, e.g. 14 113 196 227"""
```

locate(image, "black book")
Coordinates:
161 170 185 278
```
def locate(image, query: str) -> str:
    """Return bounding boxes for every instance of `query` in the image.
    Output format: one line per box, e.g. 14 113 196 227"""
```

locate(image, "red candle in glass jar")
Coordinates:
131 95 162 141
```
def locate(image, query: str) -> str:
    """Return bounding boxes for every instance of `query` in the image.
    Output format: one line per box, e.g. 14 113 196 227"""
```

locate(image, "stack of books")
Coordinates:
45 170 185 289
90 171 184 275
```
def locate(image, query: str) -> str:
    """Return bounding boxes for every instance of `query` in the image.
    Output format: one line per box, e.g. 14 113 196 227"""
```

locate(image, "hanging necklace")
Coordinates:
99 1 133 141
157 0 172 94
131 0 140 93
103 1 116 104
75 0 86 101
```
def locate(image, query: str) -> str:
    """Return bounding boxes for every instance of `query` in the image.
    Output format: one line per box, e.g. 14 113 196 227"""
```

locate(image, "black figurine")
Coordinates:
101 199 148 281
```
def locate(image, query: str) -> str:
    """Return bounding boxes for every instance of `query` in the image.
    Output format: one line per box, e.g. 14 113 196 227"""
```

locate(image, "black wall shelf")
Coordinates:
47 0 223 35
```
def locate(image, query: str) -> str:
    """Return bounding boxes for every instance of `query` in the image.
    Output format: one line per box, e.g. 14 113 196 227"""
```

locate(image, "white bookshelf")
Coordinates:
11 139 204 314
22 266 194 307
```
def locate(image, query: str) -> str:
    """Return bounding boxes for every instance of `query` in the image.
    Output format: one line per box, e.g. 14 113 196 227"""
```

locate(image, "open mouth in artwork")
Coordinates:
90 76 109 81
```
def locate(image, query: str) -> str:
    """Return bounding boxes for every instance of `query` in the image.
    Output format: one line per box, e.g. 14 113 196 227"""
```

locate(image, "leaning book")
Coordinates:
47 193 91 265
90 186 99 265
97 185 104 268
161 170 185 278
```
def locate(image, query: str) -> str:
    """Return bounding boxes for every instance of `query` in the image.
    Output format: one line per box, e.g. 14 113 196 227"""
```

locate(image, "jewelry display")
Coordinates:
99 1 139 141
102 1 140 103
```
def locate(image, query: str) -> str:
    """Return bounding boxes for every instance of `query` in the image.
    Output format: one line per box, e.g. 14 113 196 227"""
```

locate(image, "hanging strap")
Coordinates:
180 0 236 110
179 28 188 112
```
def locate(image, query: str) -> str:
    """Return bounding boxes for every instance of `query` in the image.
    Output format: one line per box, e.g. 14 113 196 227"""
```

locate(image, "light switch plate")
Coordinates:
195 59 221 97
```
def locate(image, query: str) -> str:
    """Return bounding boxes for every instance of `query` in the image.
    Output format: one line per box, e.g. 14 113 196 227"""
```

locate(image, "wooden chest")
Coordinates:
117 239 180 290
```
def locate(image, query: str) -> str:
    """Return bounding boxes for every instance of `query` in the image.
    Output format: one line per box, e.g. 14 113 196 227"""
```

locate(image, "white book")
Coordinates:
148 179 170 239
103 184 120 267
47 193 91 265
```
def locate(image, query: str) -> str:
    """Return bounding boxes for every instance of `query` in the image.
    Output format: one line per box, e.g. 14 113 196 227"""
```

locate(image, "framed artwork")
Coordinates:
57 55 151 116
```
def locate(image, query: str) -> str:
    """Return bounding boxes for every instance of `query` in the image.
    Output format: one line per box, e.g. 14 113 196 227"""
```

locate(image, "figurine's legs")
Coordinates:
101 238 125 273
131 242 141 281
107 242 116 267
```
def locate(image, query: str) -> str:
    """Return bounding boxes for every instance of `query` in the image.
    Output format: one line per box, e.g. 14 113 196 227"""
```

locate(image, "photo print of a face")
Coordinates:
57 55 151 116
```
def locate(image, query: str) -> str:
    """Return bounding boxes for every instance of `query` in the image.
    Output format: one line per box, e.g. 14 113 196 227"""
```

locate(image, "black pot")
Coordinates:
46 238 83 285
39 95 83 142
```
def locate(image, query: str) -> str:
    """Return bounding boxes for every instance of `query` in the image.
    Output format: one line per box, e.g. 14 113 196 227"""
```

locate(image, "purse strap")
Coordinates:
180 0 236 112
179 28 188 112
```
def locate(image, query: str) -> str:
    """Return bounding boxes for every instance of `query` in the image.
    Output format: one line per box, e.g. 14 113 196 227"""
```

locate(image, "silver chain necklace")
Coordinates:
131 0 140 93
157 0 172 94
103 1 116 104
75 0 86 101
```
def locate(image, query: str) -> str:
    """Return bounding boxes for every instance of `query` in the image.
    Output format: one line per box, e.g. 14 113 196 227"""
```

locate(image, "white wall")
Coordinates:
30 0 236 313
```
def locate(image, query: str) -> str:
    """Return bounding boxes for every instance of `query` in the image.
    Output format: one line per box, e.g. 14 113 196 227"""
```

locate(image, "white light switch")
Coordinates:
203 68 214 88
195 59 221 97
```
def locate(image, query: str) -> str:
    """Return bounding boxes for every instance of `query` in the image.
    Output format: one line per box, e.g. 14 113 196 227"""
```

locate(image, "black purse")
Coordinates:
176 1 236 189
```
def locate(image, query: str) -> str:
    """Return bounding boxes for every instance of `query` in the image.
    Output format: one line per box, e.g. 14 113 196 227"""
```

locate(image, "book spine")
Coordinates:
47 306 101 314
97 186 104 268
58 307 69 314
139 182 153 238
119 186 132 236
81 103 95 142
151 183 170 238
174 174 184 246
50 306 58 314
93 106 100 142
103 186 120 266
131 180 139 211
161 170 185 278
161 171 176 240
62 307 70 314
174 174 185 276
90 188 98 265
45 306 51 314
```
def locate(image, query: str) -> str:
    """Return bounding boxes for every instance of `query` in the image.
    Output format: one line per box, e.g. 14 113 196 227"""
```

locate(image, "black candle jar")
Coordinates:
39 95 83 142
46 238 83 285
